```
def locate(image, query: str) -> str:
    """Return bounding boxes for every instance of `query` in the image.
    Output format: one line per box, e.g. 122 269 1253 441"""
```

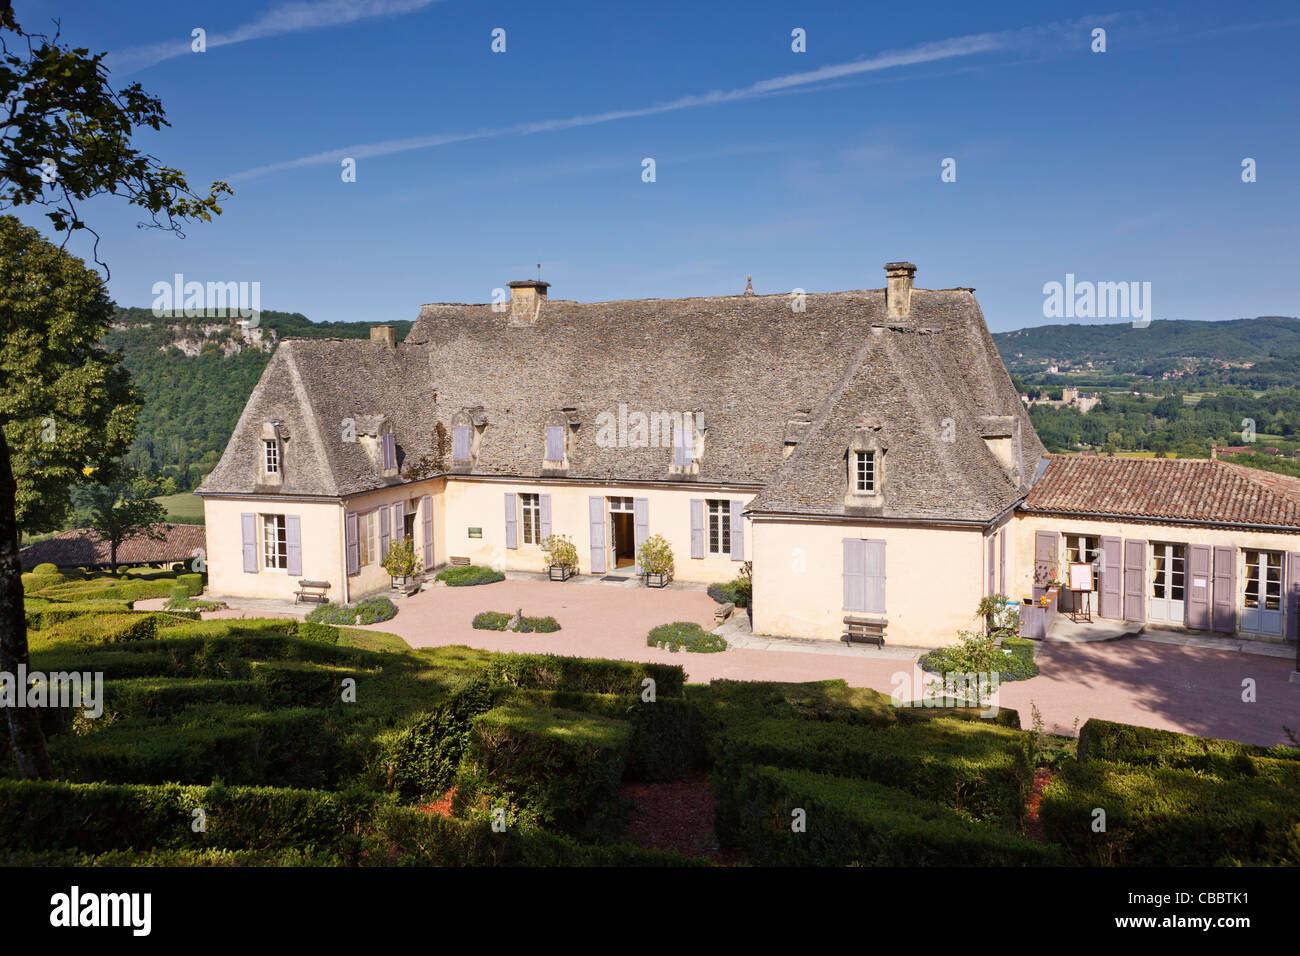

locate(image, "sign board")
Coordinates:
468 527 482 539
1068 561 1094 592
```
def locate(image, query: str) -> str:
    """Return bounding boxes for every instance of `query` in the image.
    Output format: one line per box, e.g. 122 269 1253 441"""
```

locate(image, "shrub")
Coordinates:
481 653 684 698
518 615 560 633
706 581 748 607
104 678 268 719
31 562 60 574
249 660 352 708
26 601 132 630
919 629 1038 683
472 611 512 631
305 596 396 626
456 703 632 841
1077 718 1300 773
647 621 726 653
296 621 341 645
436 565 505 587
636 534 674 577
715 765 1058 866
381 538 422 578
1040 758 1300 865
473 611 562 633
39 612 160 646
170 584 190 604
717 716 1032 827
540 534 579 570
177 573 204 596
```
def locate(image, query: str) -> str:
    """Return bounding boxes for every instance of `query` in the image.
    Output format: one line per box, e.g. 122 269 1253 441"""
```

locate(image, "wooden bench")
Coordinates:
449 556 471 567
294 580 331 605
843 615 887 647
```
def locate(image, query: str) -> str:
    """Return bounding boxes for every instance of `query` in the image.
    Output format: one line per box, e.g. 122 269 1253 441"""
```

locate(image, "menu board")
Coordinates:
1069 561 1094 592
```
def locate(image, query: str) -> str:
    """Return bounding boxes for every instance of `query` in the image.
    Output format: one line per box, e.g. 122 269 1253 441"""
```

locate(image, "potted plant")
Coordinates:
637 534 674 588
541 533 579 582
381 538 422 589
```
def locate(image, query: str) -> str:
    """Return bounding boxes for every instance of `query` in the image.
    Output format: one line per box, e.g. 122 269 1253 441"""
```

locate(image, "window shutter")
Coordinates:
285 515 302 576
540 494 552 541
453 425 470 460
998 531 1006 596
345 512 359 575
504 493 518 549
1186 544 1211 629
689 499 704 559
633 498 649 572
729 499 744 561
842 538 866 612
1033 531 1058 595
864 539 886 613
588 496 606 574
545 426 564 462
392 501 405 542
1100 536 1122 619
421 495 434 568
1122 539 1146 622
986 536 996 597
382 432 396 471
1212 545 1235 634
1286 552 1300 643
379 506 390 561
241 513 257 574
675 419 693 466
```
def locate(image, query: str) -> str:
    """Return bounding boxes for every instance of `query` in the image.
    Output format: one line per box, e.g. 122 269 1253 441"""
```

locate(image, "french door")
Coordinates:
1063 534 1100 612
1241 550 1284 636
1148 542 1185 624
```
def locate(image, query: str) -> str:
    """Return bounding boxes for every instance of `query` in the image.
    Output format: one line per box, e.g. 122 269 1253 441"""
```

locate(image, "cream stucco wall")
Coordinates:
750 516 989 647
203 496 345 601
1013 512 1300 639
441 479 754 582
340 479 444 600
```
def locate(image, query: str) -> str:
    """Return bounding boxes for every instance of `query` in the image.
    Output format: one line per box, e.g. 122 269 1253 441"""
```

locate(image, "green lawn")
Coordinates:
154 492 204 523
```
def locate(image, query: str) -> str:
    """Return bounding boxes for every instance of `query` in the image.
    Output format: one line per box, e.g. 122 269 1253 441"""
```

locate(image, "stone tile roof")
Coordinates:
20 523 207 569
1021 455 1300 529
200 276 1041 522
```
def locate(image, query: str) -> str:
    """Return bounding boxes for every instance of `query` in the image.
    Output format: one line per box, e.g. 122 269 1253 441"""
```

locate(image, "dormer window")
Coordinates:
854 451 875 493
382 432 396 472
452 425 471 461
450 407 486 471
264 439 280 475
259 420 286 487
673 419 693 466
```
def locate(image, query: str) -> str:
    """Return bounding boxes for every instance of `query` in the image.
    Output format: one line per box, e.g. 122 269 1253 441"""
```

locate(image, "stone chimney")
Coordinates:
885 262 916 320
370 324 395 347
508 280 550 323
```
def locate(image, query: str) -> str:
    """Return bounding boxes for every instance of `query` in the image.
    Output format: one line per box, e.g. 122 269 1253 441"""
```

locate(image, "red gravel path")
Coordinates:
620 776 735 864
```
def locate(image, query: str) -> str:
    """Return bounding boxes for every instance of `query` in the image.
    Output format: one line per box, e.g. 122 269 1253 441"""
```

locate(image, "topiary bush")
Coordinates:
436 565 505 587
474 611 562 633
305 597 396 626
296 621 342 645
31 563 59 574
1076 718 1300 772
647 621 726 653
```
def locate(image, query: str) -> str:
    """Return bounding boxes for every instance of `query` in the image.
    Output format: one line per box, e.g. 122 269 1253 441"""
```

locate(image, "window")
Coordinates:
1150 543 1185 602
357 511 377 567
520 493 541 545
707 499 731 555
1243 550 1281 611
1064 535 1100 583
854 451 875 493
264 439 279 474
262 514 287 569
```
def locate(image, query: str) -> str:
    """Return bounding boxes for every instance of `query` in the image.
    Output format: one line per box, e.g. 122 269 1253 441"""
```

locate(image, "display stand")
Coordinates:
1068 561 1094 623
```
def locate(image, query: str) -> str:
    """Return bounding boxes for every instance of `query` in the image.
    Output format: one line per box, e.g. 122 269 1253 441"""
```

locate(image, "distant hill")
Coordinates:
105 307 412 490
993 316 1300 389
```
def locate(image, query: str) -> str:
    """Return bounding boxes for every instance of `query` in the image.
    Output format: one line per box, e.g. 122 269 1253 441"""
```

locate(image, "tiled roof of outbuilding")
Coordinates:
1021 454 1300 529
20 523 206 569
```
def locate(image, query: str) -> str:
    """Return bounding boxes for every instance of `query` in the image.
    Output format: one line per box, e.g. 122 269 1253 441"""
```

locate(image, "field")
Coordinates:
154 492 205 523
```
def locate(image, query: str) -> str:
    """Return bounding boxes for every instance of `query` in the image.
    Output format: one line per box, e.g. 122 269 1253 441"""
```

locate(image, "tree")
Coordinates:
85 470 166 572
0 4 229 779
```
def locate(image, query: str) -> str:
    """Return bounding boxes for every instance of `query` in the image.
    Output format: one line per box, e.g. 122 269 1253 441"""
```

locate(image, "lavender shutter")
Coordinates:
864 539 886 613
241 513 258 573
421 495 434 568
998 531 1006 596
842 538 866 612
453 425 470 460
382 433 396 470
1100 536 1122 619
1285 552 1300 643
588 496 606 573
285 515 302 576
689 499 704 559
1186 544 1212 629
379 506 390 561
1212 545 1236 634
504 493 517 549
1122 539 1145 622
675 420 692 466
729 499 744 561
633 498 649 572
1033 531 1058 596
345 512 359 575
539 494 552 541
986 536 996 597
545 426 564 462
392 501 405 543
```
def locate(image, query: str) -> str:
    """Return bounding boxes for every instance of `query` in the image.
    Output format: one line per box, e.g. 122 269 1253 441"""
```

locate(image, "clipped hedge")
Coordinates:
177 573 204 596
296 621 342 645
480 653 684 698
305 596 397 626
715 765 1059 866
25 601 133 630
39 612 160 646
717 716 1032 827
1077 718 1300 774
456 702 632 841
647 621 726 653
249 660 353 708
436 565 505 587
1040 758 1300 866
104 677 268 719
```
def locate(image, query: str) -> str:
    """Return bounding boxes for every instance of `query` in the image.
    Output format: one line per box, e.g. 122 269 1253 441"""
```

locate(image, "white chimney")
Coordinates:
508 280 550 323
885 262 916 319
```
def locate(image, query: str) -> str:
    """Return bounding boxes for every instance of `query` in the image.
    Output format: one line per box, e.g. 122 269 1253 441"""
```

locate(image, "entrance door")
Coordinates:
608 497 635 570
1148 542 1185 624
1241 550 1284 636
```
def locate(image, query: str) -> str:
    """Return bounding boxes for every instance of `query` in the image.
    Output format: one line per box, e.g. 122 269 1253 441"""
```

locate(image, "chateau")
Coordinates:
199 263 1300 648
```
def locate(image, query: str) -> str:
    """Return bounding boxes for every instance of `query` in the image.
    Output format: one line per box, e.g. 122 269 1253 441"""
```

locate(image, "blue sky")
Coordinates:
15 0 1300 331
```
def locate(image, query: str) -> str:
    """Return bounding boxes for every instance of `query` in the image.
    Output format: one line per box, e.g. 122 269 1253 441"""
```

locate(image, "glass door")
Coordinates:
1148 542 1185 624
1063 534 1100 613
1241 550 1284 636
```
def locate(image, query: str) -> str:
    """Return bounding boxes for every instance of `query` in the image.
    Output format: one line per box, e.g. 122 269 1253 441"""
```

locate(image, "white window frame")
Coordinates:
264 439 279 475
706 499 731 555
854 451 875 493
1243 550 1282 612
262 514 287 569
520 493 541 546
358 511 377 567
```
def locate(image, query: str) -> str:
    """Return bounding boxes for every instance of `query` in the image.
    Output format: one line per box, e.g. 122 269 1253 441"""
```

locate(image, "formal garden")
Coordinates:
2 563 1297 866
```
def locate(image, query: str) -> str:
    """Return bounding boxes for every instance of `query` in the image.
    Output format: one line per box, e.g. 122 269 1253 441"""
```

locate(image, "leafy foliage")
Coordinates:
435 565 504 587
647 621 726 653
